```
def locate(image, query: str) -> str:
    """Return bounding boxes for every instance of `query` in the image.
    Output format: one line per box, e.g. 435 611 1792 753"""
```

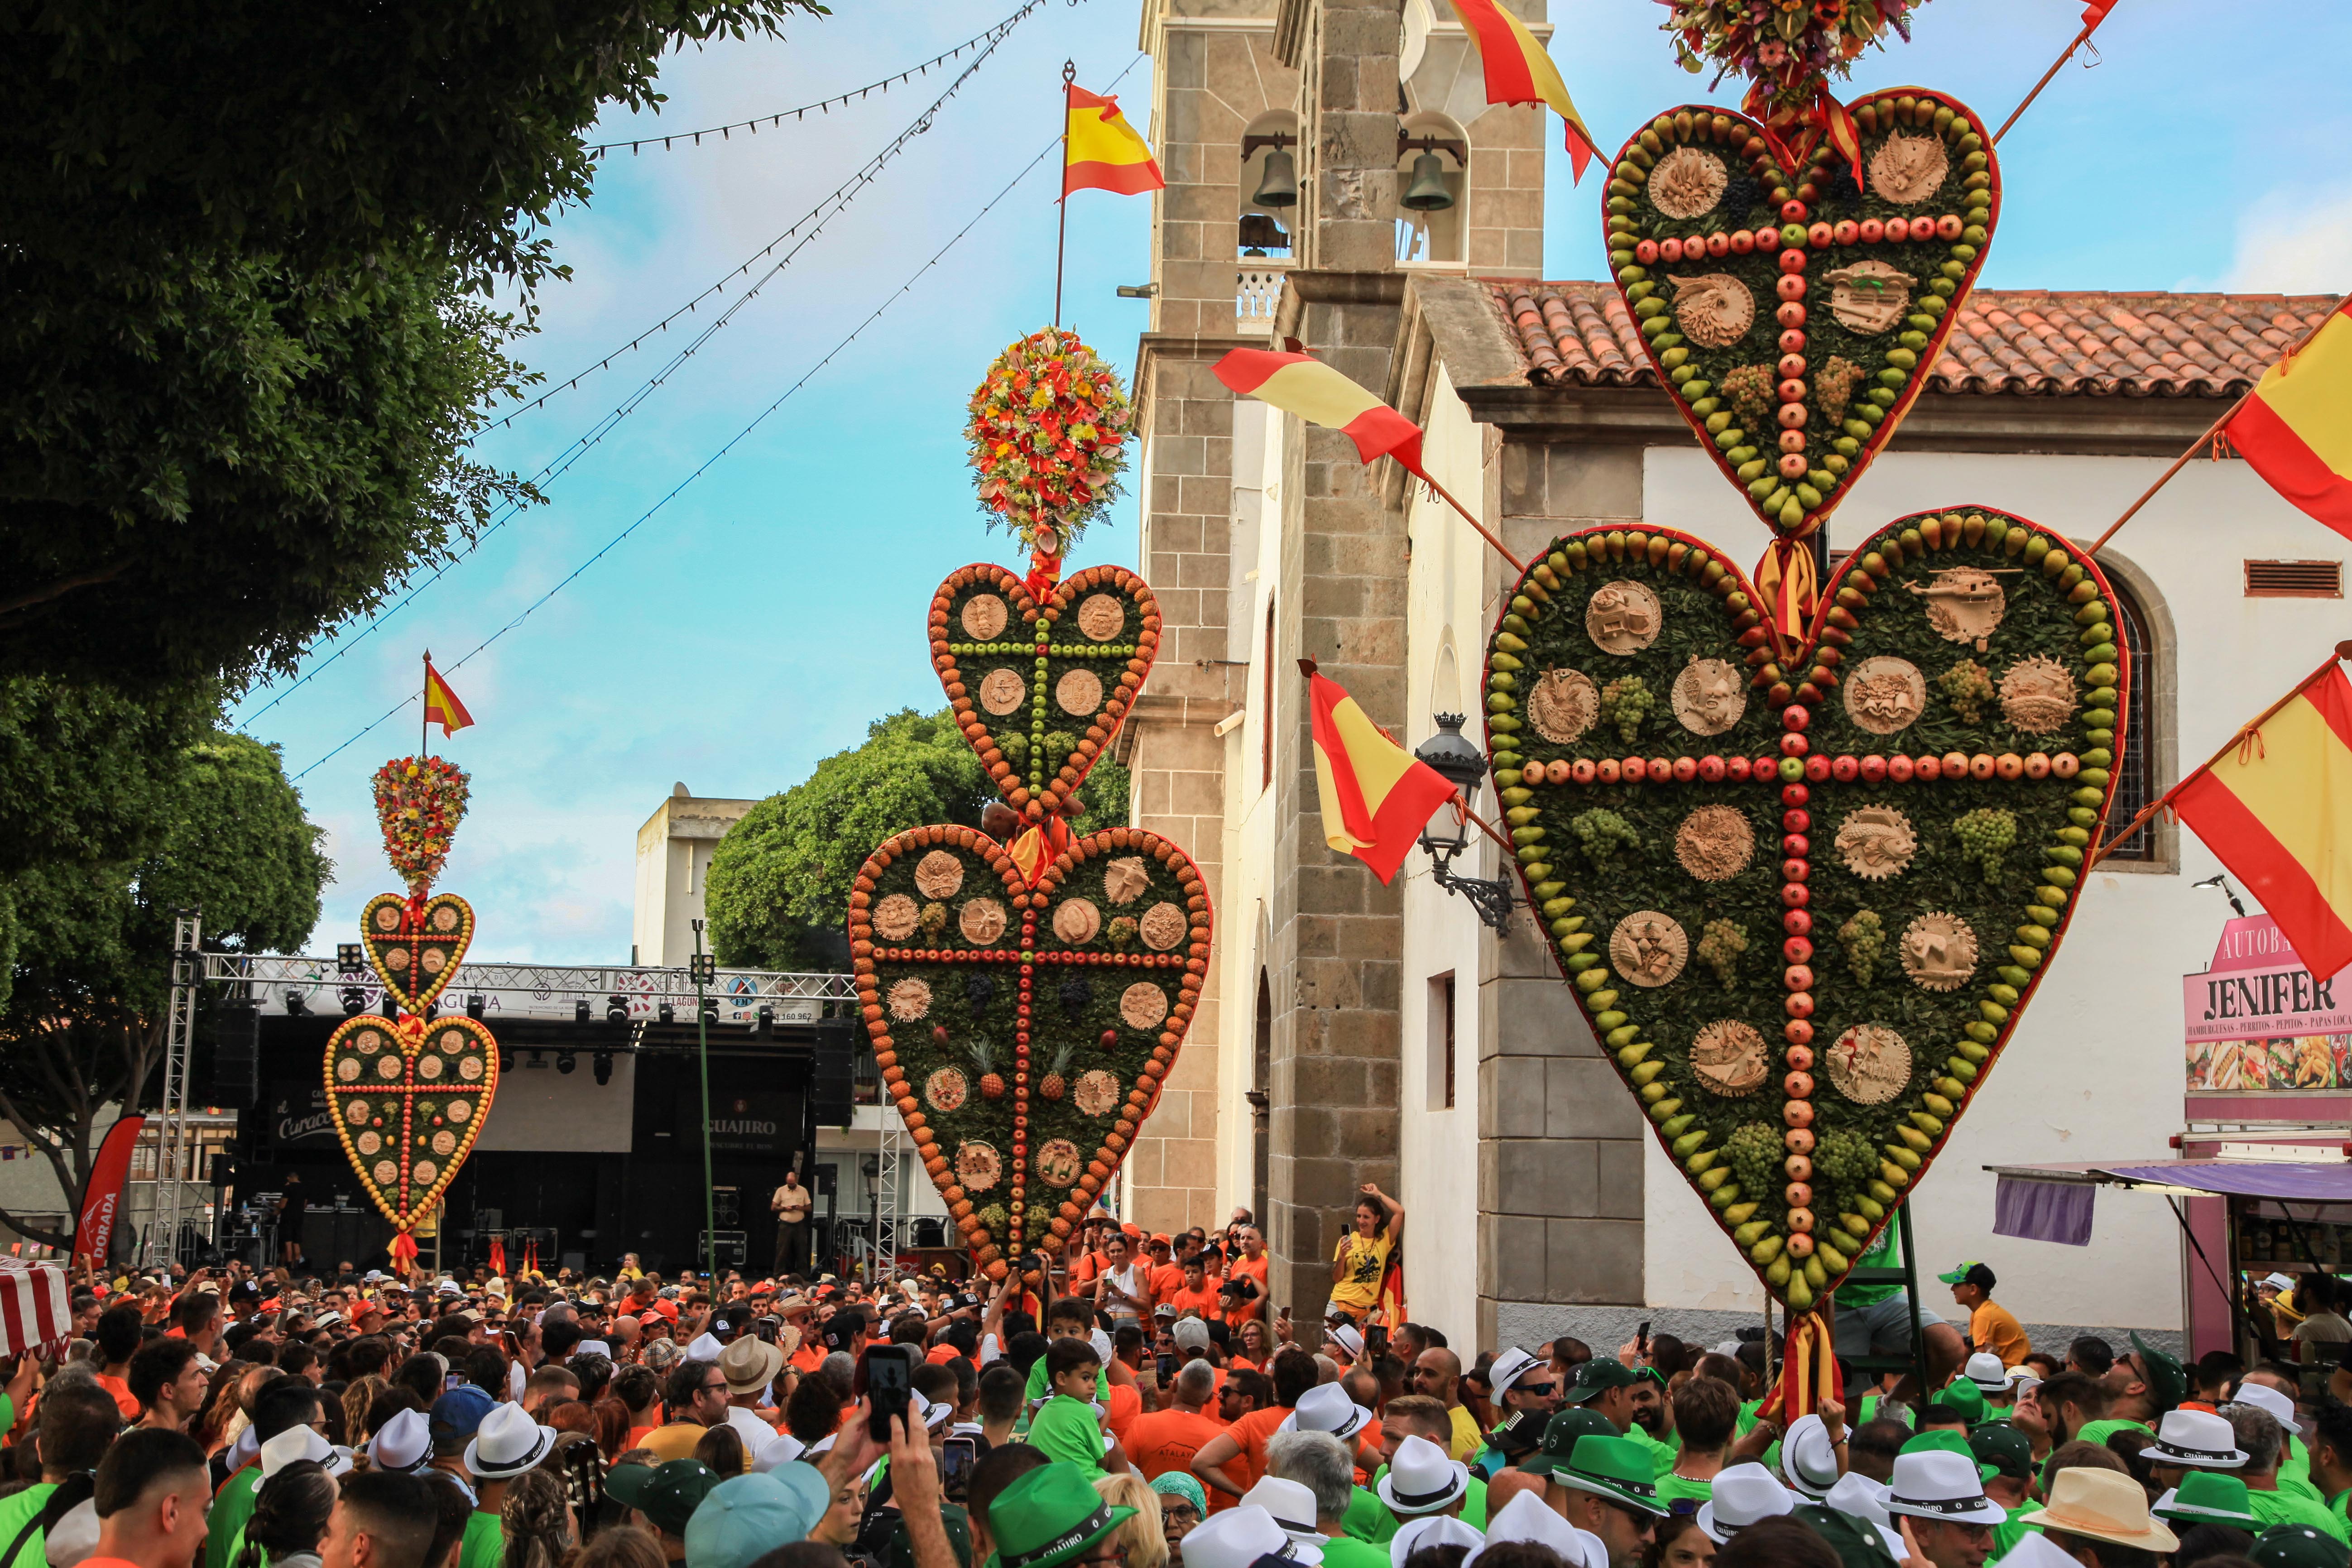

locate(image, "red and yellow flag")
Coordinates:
2174 661 2352 978
2226 297 2352 542
423 659 475 738
1064 86 1164 197
1308 670 1459 884
1214 348 1430 480
1448 0 1599 183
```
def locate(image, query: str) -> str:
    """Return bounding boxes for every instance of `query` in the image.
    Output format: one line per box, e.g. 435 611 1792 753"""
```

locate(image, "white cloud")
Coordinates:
2223 185 2352 295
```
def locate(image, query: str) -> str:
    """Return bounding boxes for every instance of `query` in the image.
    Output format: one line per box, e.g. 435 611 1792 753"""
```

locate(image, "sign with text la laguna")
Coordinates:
2185 914 2352 1097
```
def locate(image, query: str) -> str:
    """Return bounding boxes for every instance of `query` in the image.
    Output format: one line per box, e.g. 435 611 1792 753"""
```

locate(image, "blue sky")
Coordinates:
233 0 2352 965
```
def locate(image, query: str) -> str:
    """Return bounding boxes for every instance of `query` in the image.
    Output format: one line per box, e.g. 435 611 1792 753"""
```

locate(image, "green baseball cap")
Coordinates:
2252 1525 2347 1568
1519 1408 1619 1474
1901 1429 1995 1482
1792 1505 1901 1568
2129 1332 2188 1415
984 1463 1136 1568
1967 1424 2034 1482
605 1459 721 1539
2155 1472 2260 1530
1940 1377 1988 1425
1552 1435 1668 1518
1937 1262 1996 1290
1557 1358 1641 1405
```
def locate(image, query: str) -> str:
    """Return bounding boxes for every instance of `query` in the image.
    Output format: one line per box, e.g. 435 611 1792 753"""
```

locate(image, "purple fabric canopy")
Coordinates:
2097 1160 2352 1201
1993 1176 2095 1246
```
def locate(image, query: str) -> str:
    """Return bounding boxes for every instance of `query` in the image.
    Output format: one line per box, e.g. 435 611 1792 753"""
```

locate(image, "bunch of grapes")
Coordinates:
1838 910 1885 985
998 731 1031 766
1570 808 1643 868
1936 661 1995 725
1953 808 2019 883
1722 364 1777 435
1813 1129 1878 1199
1598 676 1656 745
1725 1123 1785 1204
1698 919 1748 987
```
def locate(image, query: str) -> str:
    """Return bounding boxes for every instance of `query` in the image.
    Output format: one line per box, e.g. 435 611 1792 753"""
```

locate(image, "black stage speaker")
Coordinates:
811 1020 855 1127
211 1003 260 1107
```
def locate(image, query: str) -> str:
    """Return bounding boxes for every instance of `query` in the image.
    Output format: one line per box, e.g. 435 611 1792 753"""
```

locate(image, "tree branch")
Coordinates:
0 564 126 623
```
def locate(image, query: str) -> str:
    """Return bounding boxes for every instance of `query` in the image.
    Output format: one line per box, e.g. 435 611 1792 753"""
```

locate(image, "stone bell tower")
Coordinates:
1123 0 1548 1317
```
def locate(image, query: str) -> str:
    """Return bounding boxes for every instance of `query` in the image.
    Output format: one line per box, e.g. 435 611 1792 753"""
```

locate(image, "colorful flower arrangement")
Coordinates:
965 329 1133 558
372 755 471 896
1661 0 1929 114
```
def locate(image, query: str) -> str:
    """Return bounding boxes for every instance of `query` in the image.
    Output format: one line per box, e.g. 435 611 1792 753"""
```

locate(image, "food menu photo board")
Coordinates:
2184 915 2352 1102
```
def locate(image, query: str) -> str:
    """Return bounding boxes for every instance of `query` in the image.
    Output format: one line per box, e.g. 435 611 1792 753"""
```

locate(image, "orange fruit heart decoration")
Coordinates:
325 1012 500 1240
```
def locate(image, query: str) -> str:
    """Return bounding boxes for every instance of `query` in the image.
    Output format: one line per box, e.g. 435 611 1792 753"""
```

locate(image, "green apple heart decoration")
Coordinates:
852 330 1209 1282
1604 88 1999 626
1482 509 2124 1321
849 824 1210 1272
335 753 499 1271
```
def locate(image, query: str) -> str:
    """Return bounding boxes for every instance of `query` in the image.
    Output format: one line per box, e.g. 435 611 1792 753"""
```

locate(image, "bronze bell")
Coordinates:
1253 147 1298 208
1401 149 1454 212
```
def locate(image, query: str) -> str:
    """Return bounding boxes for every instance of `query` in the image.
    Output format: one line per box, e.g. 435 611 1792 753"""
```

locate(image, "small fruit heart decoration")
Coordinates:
932 563 1159 822
339 749 496 1271
1483 508 2123 1310
325 1013 500 1245
360 892 475 1014
1604 90 1999 541
849 824 1210 1269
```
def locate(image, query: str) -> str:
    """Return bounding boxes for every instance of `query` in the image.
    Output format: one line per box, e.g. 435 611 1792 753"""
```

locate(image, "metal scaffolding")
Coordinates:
866 1115 904 1280
146 911 202 1269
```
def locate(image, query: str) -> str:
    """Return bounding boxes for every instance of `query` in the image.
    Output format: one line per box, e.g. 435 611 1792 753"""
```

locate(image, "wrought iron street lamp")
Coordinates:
1412 714 1515 931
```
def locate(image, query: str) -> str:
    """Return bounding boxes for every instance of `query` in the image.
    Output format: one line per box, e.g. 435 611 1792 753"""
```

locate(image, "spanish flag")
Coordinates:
2226 297 2352 542
423 658 475 738
1448 0 1599 183
1307 668 1459 884
1214 348 1430 481
1064 85 1163 197
2174 661 2352 978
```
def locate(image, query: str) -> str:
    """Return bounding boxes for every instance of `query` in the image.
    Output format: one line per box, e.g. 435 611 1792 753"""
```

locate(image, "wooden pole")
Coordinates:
1418 471 1527 573
2085 643 2352 868
1052 62 1074 328
1993 19 2096 145
2084 307 2334 556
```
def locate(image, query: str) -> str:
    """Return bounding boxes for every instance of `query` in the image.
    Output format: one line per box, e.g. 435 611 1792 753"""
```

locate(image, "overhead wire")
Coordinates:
583 2 1043 157
235 13 1034 730
287 53 1147 783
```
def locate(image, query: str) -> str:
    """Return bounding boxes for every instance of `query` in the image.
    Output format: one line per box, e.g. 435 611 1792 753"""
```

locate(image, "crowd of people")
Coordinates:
4 1203 2348 1568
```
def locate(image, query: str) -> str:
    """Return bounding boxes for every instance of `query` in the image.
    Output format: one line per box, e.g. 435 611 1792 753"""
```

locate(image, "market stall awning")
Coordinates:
1983 1157 2352 1244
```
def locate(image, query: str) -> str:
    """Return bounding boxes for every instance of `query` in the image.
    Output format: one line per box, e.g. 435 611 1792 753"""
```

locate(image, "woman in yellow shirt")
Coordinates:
1328 1184 1403 1325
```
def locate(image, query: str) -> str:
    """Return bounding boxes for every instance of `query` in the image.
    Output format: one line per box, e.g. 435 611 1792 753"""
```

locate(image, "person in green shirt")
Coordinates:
1969 1423 2040 1559
0 1380 118 1568
1344 1402 1489 1544
1831 1226 1965 1400
1021 1296 1112 1406
1265 1431 1384 1568
1653 1377 1737 1512
2076 1333 2186 1449
2227 1401 2352 1545
1028 1336 1119 1481
460 1401 562 1568
211 1381 329 1568
2311 1395 2352 1534
1549 1435 1669 1567
2154 1470 2263 1534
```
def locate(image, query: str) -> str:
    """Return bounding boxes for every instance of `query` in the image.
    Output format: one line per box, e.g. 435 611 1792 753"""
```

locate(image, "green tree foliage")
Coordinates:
0 721 328 1247
707 709 1130 972
0 0 820 689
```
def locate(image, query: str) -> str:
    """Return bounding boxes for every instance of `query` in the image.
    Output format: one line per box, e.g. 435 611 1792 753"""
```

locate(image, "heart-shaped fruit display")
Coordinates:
1605 91 2000 537
360 892 475 1016
324 1012 500 1237
849 822 1211 1274
1483 509 2124 1309
932 563 1160 822
373 755 471 897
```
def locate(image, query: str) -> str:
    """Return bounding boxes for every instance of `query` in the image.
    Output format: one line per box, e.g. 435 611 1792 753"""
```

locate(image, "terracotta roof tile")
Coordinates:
1484 283 2342 399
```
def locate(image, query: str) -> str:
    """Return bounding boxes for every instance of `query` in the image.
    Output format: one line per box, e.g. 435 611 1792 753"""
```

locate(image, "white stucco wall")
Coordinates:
1631 441 2352 1333
1395 364 1498 1348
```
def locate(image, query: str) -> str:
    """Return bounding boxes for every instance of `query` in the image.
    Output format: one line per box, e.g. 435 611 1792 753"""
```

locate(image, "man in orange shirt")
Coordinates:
1145 1237 1186 1304
1192 1347 1320 1512
87 1428 213 1568
1126 1361 1227 1483
1162 1256 1221 1321
94 1304 144 1419
1226 1228 1270 1318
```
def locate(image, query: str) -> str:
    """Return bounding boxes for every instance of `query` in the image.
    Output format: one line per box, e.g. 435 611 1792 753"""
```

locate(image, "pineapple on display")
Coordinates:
1038 1043 1074 1101
972 1035 1006 1101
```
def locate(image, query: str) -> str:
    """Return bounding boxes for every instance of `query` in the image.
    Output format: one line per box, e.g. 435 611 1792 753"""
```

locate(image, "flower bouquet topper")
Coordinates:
342 750 496 1271
966 328 1132 598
